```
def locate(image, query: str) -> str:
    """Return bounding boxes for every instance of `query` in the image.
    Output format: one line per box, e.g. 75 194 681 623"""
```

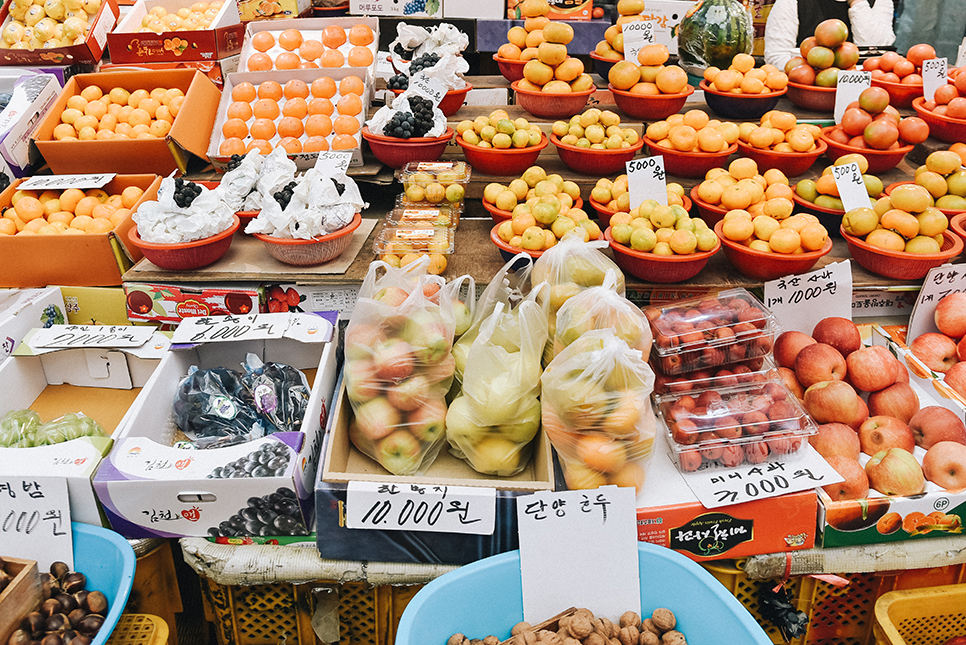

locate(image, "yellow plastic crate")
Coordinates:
199 578 422 645
106 614 170 645
874 583 966 645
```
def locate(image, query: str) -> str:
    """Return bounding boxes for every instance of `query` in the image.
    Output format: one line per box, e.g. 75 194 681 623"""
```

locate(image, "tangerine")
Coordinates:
251 30 274 51
347 46 373 67
311 77 337 98
232 81 257 102
321 25 345 48
302 135 328 152
257 81 283 100
276 52 301 69
339 76 364 96
277 28 302 51
247 52 273 71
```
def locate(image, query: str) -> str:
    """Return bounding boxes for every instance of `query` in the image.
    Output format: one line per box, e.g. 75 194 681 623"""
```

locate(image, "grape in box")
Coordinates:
206 486 308 538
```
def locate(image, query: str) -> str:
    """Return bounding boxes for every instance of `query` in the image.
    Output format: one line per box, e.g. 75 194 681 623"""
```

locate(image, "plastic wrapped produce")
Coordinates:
0 409 41 446
173 367 269 447
240 353 311 434
35 413 106 445
676 0 754 76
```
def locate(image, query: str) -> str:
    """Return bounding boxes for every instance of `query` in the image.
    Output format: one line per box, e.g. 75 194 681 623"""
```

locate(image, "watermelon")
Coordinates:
676 0 754 75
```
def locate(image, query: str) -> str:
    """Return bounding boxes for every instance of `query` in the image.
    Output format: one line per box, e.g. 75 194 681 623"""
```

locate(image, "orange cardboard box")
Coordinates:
0 174 161 288
0 0 120 66
31 69 220 175
100 55 240 89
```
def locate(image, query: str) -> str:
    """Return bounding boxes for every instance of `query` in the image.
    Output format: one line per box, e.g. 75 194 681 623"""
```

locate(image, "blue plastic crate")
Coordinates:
395 542 772 644
72 522 136 645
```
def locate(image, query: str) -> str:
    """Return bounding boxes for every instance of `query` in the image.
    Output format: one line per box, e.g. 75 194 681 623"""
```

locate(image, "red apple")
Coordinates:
795 343 847 387
803 380 860 424
408 396 447 442
810 422 861 459
822 455 870 500
858 415 916 455
846 345 899 392
958 335 966 363
377 429 423 475
909 332 959 373
934 292 966 339
373 286 411 308
373 339 415 381
865 448 925 496
909 406 966 448
849 396 869 430
774 330 817 368
945 361 966 399
354 396 401 441
387 375 427 411
922 441 966 490
777 366 805 400
345 358 382 403
812 317 862 357
867 382 920 423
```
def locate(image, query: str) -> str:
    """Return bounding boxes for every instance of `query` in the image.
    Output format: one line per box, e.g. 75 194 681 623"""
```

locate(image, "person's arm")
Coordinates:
764 0 800 70
848 0 896 48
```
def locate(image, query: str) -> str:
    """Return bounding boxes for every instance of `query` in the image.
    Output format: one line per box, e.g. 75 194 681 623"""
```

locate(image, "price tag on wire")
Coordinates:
923 57 948 103
345 482 496 535
831 161 873 212
833 70 871 123
620 20 655 65
409 73 447 109
626 156 668 209
764 260 852 335
0 476 72 570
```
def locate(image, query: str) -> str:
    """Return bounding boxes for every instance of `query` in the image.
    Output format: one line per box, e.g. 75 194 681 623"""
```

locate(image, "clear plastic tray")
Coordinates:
652 355 780 395
372 223 455 255
395 160 471 185
655 380 817 473
645 288 781 376
386 201 460 228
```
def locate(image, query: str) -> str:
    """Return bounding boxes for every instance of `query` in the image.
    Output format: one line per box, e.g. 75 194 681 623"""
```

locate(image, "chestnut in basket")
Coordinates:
13 563 109 645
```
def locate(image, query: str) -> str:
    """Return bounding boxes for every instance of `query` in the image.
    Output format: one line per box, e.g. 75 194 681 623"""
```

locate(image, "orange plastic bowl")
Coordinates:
699 80 786 119
362 126 454 169
128 215 239 270
871 77 923 109
785 81 836 112
735 138 828 177
511 80 594 119
493 54 526 83
609 83 694 120
550 133 645 175
689 185 729 227
950 212 966 247
604 226 719 283
912 97 966 144
590 194 692 227
840 226 963 279
820 126 914 174
886 180 966 216
590 51 619 79
253 213 362 266
483 196 584 223
714 220 833 280
642 136 738 178
389 85 473 117
456 132 548 176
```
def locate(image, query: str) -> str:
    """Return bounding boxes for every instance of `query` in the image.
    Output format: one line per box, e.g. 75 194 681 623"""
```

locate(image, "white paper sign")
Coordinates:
679 445 843 509
832 161 873 212
957 39 966 68
314 151 352 176
0 476 73 570
171 313 290 344
923 57 948 103
764 260 853 334
18 174 115 191
518 486 640 623
410 73 447 108
834 70 871 123
29 324 155 349
851 288 918 318
620 20 655 65
906 265 966 344
626 156 668 209
632 1 691 55
345 482 496 535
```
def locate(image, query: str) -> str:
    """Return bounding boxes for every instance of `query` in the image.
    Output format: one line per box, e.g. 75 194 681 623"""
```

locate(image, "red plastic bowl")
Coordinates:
912 97 966 144
871 77 923 109
590 51 619 80
886 180 966 216
128 215 239 270
689 185 729 227
550 133 645 175
699 80 786 119
642 136 738 178
820 126 914 174
493 54 526 83
390 85 473 117
735 138 828 177
511 80 594 119
840 227 963 279
253 213 362 266
714 220 833 280
604 226 719 283
456 132 548 176
609 84 694 120
590 194 692 227
950 212 966 247
785 81 836 112
362 126 454 169
483 196 584 223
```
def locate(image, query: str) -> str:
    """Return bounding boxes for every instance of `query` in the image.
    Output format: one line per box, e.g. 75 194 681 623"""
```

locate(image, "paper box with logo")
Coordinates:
100 54 240 89
0 325 169 525
92 311 340 538
235 0 312 23
124 282 262 324
0 174 160 288
0 71 61 177
0 287 65 363
59 286 135 326
32 69 220 175
0 0 119 66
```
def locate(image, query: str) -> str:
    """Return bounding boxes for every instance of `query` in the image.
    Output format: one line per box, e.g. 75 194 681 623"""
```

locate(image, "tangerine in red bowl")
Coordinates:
689 185 729 227
642 136 738 178
609 84 694 121
490 221 601 261
820 126 914 174
785 81 836 112
912 96 966 144
604 226 719 283
493 54 526 83
699 80 785 119
456 132 548 176
128 215 239 271
511 80 594 119
590 194 692 227
550 133 645 176
483 196 584 223
362 126 454 169
840 226 963 280
736 138 828 177
714 220 833 281
886 180 966 215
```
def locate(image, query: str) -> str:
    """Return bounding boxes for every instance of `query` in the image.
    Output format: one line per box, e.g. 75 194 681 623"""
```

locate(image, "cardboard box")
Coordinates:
0 0 119 66
0 70 61 177
32 69 220 175
100 54 240 89
635 432 817 561
59 286 136 326
92 312 340 538
1 329 168 525
348 0 440 18
0 286 65 362
443 0 501 19
124 282 262 324
0 174 161 288
236 0 312 22
108 0 244 63
0 557 41 645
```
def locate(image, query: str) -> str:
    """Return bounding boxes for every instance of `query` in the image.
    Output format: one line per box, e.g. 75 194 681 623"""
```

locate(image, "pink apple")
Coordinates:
387 375 427 411
858 415 916 455
909 332 959 373
767 432 803 455
822 455 869 500
909 406 966 448
344 323 384 362
865 448 925 496
810 422 861 460
958 336 966 363
849 396 869 430
345 358 382 403
846 346 899 392
373 339 415 381
812 317 862 357
922 441 966 490
945 361 966 400
377 430 423 475
773 330 817 368
679 450 702 471
354 396 400 441
348 419 375 455
720 444 744 467
795 343 847 387
777 366 805 400
803 380 860 424
934 292 966 339
408 396 447 442
867 382 920 423
422 352 456 386
373 286 410 307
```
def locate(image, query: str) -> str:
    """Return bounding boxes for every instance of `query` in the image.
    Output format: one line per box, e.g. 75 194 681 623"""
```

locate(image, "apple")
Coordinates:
846 346 898 392
347 420 375 455
409 396 447 442
777 366 805 400
401 312 451 365
909 332 959 373
944 361 966 399
865 448 925 496
812 317 861 357
958 336 966 363
354 396 400 441
373 286 410 307
822 455 869 500
377 429 423 475
909 406 966 448
719 444 744 467
373 339 415 381
498 396 541 444
934 291 966 339
387 375 427 411
923 441 966 490
345 358 381 403
473 435 524 476
445 395 486 448
794 343 847 387
803 380 860 424
773 330 817 368
858 415 916 455
810 422 861 459
344 323 384 362
849 396 869 430
452 299 473 337
422 352 456 386
867 382 920 423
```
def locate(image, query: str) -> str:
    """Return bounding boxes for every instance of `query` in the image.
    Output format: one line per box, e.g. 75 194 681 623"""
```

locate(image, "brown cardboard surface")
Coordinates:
108 0 243 63
31 385 142 435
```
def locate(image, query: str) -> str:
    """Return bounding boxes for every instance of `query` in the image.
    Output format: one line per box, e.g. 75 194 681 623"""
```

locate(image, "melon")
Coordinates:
676 0 753 75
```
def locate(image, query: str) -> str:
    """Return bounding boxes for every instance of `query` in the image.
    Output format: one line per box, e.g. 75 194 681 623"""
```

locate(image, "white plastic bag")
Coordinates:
133 177 235 244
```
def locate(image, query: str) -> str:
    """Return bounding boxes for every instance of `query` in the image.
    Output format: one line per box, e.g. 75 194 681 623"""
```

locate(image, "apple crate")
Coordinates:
873 582 966 645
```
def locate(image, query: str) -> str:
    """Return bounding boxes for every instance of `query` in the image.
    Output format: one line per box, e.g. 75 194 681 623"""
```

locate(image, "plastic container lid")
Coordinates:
387 200 460 228
395 160 471 185
652 355 780 395
372 223 455 255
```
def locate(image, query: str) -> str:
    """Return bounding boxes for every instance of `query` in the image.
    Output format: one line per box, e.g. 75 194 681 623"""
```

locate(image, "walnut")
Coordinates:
512 623 533 636
593 617 617 639
609 638 622 645
650 609 676 634
561 638 582 645
536 630 561 645
483 637 499 645
447 634 467 645
660 630 686 645
641 619 659 636
512 632 537 645
567 614 593 640
619 612 641 629
639 632 659 645
583 633 606 645
574 609 595 622
618 625 640 645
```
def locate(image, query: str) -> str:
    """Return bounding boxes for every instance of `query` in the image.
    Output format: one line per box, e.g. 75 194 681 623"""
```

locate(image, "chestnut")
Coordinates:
62 573 85 595
71 637 90 645
41 599 62 619
61 631 75 645
56 595 78 615
49 563 69 582
76 616 102 638
72 591 88 611
23 612 45 637
67 610 86 631
44 614 69 635
84 592 107 616
7 630 29 645
39 573 54 600
41 634 63 645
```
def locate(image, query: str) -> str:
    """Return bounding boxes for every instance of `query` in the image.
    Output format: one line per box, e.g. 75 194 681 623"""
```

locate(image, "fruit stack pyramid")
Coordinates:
907 148 966 211
591 175 686 213
917 67 966 121
457 109 544 150
645 109 738 153
825 86 929 150
784 18 859 87
703 53 788 96
739 110 823 153
865 44 938 88
694 158 795 218
608 201 718 257
592 0 649 62
551 108 639 150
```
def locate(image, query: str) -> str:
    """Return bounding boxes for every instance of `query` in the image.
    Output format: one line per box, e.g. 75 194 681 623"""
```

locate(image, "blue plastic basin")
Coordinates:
73 522 136 645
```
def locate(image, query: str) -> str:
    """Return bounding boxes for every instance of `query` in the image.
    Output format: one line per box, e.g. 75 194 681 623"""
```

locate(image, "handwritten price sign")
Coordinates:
0 477 72 570
906 265 966 343
832 161 873 212
834 70 871 123
626 156 667 209
345 482 495 534
29 325 155 349
621 20 655 65
171 313 290 344
923 57 948 103
19 174 115 191
314 151 352 176
764 260 852 334
410 73 446 108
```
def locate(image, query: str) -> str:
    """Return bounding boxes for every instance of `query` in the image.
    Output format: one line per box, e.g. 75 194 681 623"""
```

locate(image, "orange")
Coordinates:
276 52 301 69
222 117 248 139
60 188 85 213
302 136 328 152
251 31 274 52
117 105 135 124
220 137 246 156
339 76 364 96
96 129 115 141
336 93 361 115
277 28 302 51
232 81 257 103
53 123 76 140
108 87 130 104
301 61 320 69
311 77 337 98
98 114 118 131
252 98 280 120
128 89 150 109
110 209 131 228
138 98 161 118
80 85 103 101
84 100 107 120
23 219 47 233
69 215 93 230
169 96 184 118
277 116 304 139
257 81 283 101
130 124 151 138
246 139 273 154
0 218 15 235
250 118 276 140
74 114 98 131
331 133 357 150
667 124 697 151
91 203 117 219
74 196 101 218
319 49 343 68
66 95 88 112
347 46 373 67
120 186 144 208
128 108 151 127
321 25 346 49
333 115 359 135
14 197 44 222
282 97 307 119
283 79 309 99
348 24 373 46
299 39 323 61
106 195 124 209
247 52 273 71
277 137 302 153
47 211 73 225
88 219 115 234
304 114 332 137
115 122 134 138
308 98 334 115
161 88 184 106
227 101 253 121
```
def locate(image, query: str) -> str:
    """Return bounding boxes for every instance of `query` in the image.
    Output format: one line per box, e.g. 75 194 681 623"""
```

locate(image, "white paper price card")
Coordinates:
171 313 290 344
764 260 852 335
314 151 352 176
923 57 948 103
906 265 966 344
851 288 917 318
28 324 155 350
680 445 843 509
620 20 655 65
626 156 668 209
18 174 115 191
518 486 640 623
834 70 871 123
957 38 966 68
832 161 873 212
0 477 72 570
345 482 496 535
410 73 447 108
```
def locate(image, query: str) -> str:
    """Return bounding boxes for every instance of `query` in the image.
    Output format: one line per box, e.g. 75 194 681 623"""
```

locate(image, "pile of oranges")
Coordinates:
644 108 738 153
0 185 144 236
607 44 689 96
218 76 364 156
694 158 795 220
246 25 374 71
51 85 184 141
703 53 788 95
739 110 823 152
132 1 224 33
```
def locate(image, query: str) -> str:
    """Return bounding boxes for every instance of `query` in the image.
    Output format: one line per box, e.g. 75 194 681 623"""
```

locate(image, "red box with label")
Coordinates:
124 282 263 324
